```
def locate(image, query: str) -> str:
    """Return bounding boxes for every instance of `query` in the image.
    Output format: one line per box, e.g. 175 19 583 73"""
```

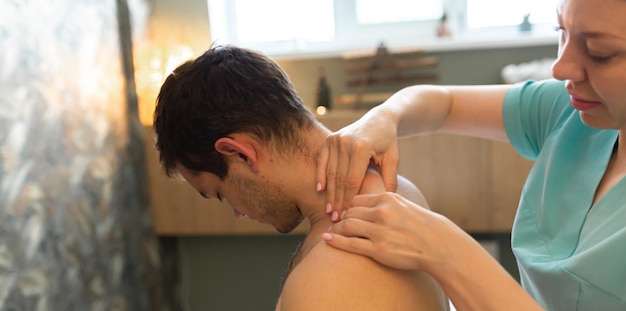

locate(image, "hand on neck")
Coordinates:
276 124 334 228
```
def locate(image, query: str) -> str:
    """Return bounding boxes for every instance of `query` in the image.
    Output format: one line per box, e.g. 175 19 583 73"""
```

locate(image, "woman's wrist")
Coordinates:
369 104 400 131
424 219 543 311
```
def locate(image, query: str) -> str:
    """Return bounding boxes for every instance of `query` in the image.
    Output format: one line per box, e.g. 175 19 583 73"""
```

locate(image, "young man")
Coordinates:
153 45 448 310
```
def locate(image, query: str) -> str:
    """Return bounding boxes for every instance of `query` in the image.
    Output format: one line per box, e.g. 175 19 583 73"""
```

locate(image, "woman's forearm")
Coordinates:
371 84 510 141
428 222 544 311
371 85 453 138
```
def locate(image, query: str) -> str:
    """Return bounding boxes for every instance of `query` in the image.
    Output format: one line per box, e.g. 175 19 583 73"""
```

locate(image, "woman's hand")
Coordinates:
324 192 546 311
322 192 456 272
315 109 400 220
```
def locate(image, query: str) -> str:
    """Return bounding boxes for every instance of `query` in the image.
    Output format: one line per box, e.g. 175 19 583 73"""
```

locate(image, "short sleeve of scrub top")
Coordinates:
503 79 626 310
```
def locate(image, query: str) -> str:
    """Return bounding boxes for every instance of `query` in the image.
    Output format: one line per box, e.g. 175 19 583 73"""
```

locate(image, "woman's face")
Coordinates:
552 0 626 130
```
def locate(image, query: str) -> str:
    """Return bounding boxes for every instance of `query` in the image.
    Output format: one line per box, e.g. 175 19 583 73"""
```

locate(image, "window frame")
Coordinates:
207 0 559 58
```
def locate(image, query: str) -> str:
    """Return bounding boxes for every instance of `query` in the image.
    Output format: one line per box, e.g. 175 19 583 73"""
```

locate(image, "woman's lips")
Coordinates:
570 95 601 111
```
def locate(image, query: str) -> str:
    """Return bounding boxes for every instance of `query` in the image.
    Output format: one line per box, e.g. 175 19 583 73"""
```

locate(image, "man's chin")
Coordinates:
275 227 292 234
274 216 304 234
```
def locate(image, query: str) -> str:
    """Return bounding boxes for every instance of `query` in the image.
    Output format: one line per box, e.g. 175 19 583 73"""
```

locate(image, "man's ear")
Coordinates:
214 137 259 173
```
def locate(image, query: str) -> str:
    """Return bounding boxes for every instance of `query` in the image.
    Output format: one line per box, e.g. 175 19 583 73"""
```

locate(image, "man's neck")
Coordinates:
280 123 332 229
279 123 334 273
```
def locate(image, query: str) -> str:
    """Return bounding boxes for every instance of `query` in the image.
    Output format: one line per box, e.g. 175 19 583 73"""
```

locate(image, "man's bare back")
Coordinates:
276 171 449 310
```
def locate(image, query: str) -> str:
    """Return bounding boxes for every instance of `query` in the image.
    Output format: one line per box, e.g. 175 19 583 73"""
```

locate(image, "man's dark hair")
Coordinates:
153 45 316 179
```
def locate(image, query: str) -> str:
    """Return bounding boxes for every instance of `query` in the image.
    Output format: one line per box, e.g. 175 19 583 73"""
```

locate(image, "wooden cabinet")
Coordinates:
144 110 533 235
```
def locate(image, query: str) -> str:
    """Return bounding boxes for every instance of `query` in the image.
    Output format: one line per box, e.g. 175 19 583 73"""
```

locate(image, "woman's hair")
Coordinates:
153 45 315 179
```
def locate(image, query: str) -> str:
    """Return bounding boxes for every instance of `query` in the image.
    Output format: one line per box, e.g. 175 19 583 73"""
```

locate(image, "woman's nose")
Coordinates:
552 39 586 82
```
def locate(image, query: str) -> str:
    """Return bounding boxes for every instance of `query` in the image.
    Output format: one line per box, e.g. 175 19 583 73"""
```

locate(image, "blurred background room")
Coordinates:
0 0 558 310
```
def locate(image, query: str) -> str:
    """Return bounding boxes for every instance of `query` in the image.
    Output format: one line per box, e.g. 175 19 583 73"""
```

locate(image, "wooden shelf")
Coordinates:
337 46 438 109
345 56 438 73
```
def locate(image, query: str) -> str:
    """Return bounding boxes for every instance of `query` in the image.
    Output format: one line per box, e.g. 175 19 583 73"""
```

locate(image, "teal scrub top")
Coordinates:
503 79 626 310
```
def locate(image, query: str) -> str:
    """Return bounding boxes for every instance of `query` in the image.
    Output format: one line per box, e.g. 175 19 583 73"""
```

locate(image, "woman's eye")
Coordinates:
589 53 613 64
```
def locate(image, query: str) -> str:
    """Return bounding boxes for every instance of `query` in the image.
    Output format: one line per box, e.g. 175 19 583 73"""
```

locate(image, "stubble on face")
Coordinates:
226 172 304 233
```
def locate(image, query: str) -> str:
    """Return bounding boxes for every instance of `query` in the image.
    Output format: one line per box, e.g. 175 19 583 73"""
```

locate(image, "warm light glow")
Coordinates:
316 106 327 115
135 44 194 125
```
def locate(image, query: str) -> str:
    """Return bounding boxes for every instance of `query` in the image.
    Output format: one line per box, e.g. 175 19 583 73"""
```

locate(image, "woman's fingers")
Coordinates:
330 136 351 220
350 191 381 206
350 192 396 213
323 216 378 256
325 192 460 272
322 232 376 258
378 148 399 193
338 141 375 213
321 133 375 221
342 207 385 230
315 140 330 193
323 137 339 214
324 206 425 271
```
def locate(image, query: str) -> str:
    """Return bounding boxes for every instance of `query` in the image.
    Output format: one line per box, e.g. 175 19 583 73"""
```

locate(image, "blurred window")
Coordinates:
467 0 558 28
207 0 558 56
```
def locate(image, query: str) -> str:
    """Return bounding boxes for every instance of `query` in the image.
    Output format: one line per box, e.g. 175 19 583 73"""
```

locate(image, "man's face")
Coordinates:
176 164 305 233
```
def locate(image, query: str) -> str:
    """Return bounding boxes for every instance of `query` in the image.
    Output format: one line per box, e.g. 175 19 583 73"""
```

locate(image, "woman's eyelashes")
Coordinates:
589 54 613 64
554 24 616 64
587 48 615 64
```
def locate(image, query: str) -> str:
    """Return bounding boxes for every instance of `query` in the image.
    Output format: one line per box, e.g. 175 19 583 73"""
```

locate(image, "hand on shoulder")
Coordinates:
279 241 448 311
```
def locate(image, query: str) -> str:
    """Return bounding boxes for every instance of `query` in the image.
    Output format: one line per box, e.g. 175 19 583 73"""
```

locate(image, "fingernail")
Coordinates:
326 203 332 214
340 210 346 219
332 211 339 221
322 233 332 241
316 182 322 192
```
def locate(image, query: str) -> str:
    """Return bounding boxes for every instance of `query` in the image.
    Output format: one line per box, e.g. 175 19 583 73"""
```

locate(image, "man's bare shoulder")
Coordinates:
279 240 447 311
396 174 430 209
362 167 430 209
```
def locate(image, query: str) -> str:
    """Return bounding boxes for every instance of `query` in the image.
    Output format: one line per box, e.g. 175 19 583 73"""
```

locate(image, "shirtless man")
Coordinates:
153 45 448 310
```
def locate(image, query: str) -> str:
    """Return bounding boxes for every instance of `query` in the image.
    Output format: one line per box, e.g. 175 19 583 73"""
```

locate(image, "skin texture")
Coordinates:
319 0 626 310
280 171 447 311
155 45 447 310
176 126 448 311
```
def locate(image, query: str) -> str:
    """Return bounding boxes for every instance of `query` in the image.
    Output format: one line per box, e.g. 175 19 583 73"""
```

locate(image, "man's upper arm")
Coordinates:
280 243 446 310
